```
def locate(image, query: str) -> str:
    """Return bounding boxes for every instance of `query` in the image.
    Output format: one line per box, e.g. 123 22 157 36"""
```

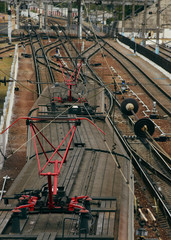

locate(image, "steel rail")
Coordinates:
85 53 171 173
80 29 171 171
98 42 171 116
86 47 171 170
0 234 115 240
29 19 171 225
124 139 171 183
79 41 171 225
49 22 75 67
78 33 171 172
29 33 42 96
49 19 90 84
0 38 30 54
34 34 55 84
37 24 171 176
44 29 171 176
148 45 171 59
107 114 171 226
84 26 171 103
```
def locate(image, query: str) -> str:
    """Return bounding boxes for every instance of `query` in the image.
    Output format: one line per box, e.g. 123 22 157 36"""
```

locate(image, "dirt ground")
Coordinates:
0 43 36 193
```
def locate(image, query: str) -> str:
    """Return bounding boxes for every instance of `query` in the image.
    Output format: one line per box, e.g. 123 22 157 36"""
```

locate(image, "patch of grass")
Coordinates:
0 56 13 110
0 84 8 109
0 56 13 70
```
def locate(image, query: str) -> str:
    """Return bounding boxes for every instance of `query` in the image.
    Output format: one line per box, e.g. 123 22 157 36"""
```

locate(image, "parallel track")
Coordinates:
2 17 170 237
50 21 171 228
148 45 171 60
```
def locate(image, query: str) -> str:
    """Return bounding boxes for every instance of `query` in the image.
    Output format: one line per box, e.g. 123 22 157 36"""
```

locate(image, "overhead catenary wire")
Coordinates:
82 2 171 158
0 5 170 234
1 77 109 160
2 103 102 160
77 1 163 205
0 68 50 99
1 10 165 210
81 88 136 201
82 0 124 96
53 7 155 204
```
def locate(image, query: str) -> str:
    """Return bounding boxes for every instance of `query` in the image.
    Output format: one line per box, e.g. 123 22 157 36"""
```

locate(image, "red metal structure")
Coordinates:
57 58 83 102
1 116 105 213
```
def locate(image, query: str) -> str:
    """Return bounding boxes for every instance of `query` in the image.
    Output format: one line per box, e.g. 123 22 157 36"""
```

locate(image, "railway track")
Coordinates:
0 21 128 240
36 20 171 162
83 29 171 117
0 17 170 239
0 38 30 55
49 19 171 230
103 44 170 114
148 44 171 61
56 21 171 234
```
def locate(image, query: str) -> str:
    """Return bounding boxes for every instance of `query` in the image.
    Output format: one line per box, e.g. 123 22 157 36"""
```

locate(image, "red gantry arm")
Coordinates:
1 117 105 209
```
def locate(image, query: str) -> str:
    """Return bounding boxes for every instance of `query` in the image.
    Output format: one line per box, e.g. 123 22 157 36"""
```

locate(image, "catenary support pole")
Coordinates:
44 2 47 30
8 4 12 43
15 2 19 33
122 0 125 36
67 2 72 34
131 0 135 41
141 0 148 46
155 0 160 54
77 0 82 39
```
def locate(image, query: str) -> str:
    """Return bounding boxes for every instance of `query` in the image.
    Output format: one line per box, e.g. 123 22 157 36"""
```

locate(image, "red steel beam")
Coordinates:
1 117 105 206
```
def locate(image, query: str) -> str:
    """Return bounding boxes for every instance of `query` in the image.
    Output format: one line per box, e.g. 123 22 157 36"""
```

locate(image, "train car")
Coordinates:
0 57 132 239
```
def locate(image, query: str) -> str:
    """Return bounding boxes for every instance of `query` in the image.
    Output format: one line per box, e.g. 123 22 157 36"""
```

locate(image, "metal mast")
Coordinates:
122 0 125 35
141 0 148 46
131 0 135 41
155 0 160 54
77 0 83 39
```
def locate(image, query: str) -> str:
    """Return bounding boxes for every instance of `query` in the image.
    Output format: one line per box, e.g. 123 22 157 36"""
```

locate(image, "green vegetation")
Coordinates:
0 84 9 109
83 3 142 21
0 57 13 110
106 17 114 25
0 2 7 13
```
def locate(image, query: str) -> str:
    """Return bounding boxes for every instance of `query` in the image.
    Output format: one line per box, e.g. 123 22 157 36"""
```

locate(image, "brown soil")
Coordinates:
0 43 36 193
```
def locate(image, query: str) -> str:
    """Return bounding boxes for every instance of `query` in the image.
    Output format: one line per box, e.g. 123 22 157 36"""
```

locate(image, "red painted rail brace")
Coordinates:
1 117 105 211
